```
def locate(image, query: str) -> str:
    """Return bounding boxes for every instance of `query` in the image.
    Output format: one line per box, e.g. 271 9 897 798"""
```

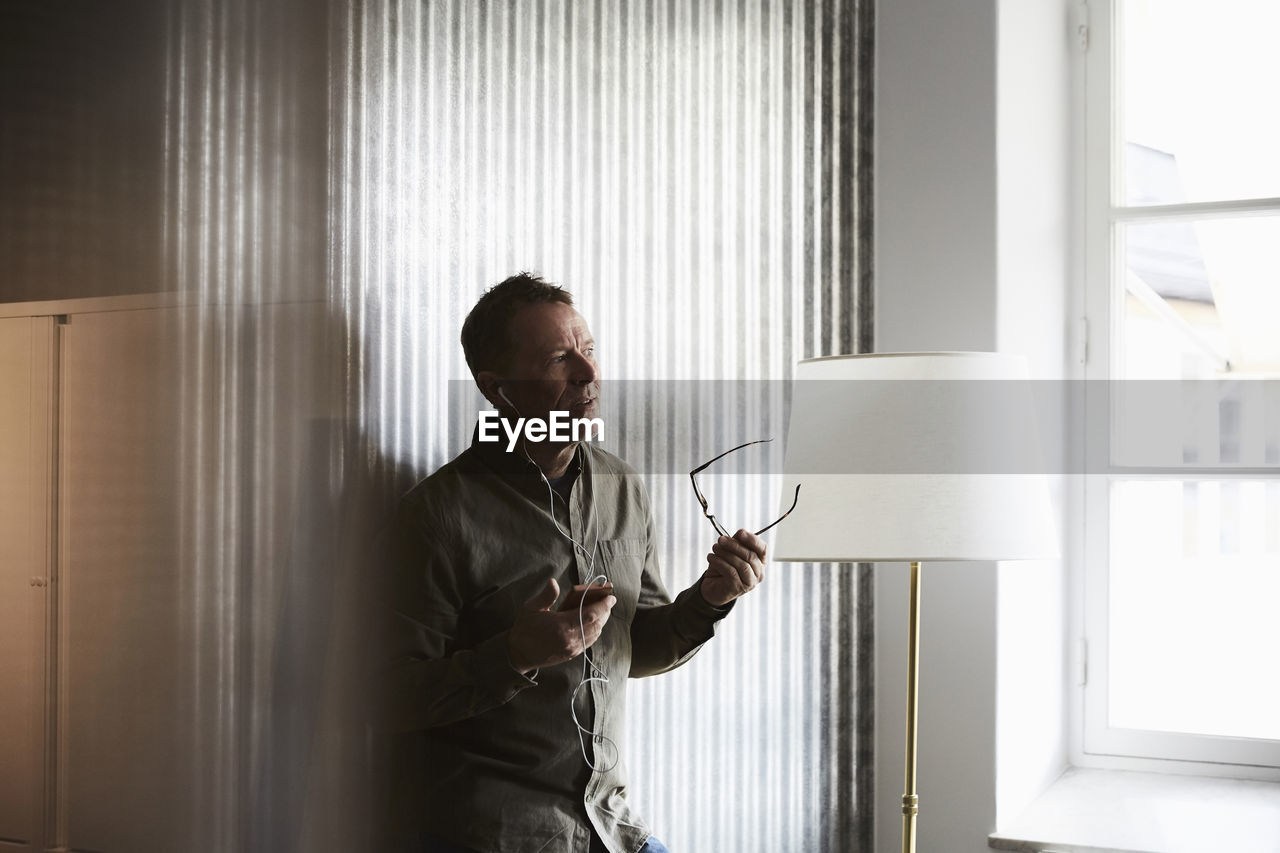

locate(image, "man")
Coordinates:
384 273 767 853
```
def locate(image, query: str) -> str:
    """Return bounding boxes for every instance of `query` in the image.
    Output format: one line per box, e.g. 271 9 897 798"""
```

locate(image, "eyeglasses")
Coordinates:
689 438 801 538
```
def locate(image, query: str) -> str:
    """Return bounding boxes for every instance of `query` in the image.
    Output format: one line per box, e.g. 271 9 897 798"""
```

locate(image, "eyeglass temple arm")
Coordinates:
689 471 731 538
691 439 798 538
753 483 801 536
688 438 774 476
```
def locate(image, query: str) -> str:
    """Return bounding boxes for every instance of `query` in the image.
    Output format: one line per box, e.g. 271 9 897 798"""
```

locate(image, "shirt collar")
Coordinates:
468 420 588 482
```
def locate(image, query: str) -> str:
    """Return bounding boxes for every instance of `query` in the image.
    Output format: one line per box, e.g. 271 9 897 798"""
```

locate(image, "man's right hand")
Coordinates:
507 578 616 675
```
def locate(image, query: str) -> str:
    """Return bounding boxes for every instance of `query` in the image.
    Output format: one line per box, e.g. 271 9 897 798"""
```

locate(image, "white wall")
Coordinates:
876 0 999 355
994 0 1074 832
876 0 999 850
874 0 1072 850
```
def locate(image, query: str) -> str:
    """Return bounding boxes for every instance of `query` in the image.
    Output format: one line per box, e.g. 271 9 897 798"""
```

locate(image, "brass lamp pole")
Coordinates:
902 561 922 853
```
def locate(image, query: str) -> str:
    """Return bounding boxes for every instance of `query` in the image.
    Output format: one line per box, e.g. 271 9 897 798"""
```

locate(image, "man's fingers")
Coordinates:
562 594 616 649
713 535 756 563
713 538 761 576
511 583 617 670
717 531 766 561
557 582 614 612
706 554 751 588
583 595 617 627
733 528 767 559
524 577 560 611
710 538 763 587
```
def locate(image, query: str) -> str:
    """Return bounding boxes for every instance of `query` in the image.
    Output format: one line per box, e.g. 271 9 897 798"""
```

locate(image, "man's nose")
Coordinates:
570 352 597 383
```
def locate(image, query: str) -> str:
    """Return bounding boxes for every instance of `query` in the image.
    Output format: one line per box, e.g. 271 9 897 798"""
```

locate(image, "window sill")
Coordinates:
988 766 1280 853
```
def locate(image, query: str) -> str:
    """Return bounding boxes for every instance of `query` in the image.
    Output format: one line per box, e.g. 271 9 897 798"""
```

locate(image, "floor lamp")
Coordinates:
771 352 1058 853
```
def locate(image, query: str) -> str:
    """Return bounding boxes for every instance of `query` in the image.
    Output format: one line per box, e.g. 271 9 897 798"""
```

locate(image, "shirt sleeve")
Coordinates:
381 495 536 733
628 490 735 678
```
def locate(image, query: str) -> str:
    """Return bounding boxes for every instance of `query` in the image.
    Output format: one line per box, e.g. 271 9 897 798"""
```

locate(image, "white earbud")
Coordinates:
497 386 517 412
499 387 544 480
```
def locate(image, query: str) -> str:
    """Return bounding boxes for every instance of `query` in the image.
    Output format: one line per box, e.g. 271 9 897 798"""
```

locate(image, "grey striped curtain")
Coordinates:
328 3 875 850
1 0 874 850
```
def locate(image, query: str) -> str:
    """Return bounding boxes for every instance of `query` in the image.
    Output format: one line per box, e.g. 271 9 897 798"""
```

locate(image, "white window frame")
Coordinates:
1079 0 1280 778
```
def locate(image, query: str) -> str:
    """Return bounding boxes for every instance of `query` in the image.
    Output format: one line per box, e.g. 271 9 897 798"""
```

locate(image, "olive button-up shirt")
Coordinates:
385 433 731 853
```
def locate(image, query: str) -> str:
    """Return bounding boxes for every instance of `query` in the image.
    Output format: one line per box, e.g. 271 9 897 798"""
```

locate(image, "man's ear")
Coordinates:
475 371 503 408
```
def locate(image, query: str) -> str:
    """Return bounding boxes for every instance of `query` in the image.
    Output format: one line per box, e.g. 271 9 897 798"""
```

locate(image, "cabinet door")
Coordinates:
0 316 53 853
58 308 190 853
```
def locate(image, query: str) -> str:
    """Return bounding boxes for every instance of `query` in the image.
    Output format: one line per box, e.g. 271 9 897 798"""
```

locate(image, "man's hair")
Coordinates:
460 272 574 377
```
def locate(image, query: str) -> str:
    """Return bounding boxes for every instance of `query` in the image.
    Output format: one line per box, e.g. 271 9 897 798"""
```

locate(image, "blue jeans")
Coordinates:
420 834 671 853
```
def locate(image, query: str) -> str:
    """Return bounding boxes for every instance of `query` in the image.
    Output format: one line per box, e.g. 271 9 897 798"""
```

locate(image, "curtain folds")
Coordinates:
328 3 875 850
3 0 874 849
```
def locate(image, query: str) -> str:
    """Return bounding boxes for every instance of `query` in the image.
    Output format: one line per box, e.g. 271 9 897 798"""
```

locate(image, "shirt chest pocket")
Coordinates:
594 537 645 620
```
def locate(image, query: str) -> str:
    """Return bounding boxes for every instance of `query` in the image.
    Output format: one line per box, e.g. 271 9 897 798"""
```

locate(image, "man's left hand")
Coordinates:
699 529 767 607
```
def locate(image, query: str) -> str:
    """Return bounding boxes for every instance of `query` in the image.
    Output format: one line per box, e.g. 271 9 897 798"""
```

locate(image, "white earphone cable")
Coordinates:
501 393 648 829
517 432 618 774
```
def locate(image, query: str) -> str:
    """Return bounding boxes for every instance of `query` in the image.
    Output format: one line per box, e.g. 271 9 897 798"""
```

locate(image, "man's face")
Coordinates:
488 301 601 424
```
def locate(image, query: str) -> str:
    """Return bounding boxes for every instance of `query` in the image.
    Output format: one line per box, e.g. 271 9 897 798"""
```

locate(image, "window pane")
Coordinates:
1120 216 1280 380
1121 0 1280 205
1109 479 1280 740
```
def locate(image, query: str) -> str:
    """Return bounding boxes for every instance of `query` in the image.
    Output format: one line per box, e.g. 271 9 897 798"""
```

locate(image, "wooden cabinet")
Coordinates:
0 305 190 853
1 296 359 852
0 316 54 853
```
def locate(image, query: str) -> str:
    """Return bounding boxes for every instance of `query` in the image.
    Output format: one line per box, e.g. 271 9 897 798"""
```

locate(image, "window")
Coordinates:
1081 0 1280 773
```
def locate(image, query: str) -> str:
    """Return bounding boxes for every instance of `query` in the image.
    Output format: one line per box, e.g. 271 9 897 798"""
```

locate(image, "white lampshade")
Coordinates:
772 352 1059 563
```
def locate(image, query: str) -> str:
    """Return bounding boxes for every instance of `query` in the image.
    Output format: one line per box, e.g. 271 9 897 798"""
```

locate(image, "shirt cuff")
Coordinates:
665 579 735 646
692 577 736 616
